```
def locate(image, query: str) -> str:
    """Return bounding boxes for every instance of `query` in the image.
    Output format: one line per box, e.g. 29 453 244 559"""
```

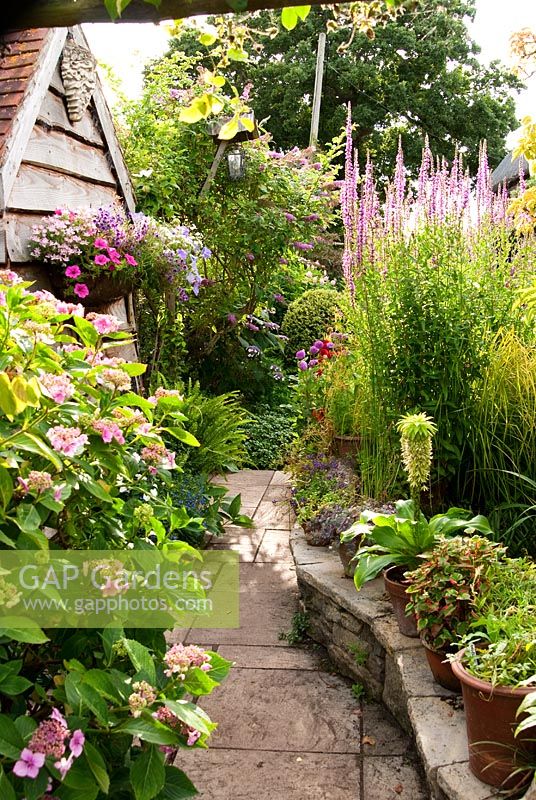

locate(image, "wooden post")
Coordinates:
309 32 326 148
199 140 228 199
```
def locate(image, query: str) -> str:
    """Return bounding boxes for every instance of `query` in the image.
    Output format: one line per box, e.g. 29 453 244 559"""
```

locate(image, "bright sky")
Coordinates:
83 0 536 142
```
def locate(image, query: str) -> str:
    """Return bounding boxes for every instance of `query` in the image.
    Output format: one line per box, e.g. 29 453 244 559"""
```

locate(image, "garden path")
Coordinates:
172 469 428 799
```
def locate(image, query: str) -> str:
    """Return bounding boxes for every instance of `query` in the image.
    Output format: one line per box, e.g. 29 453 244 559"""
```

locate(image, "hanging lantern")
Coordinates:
227 146 246 180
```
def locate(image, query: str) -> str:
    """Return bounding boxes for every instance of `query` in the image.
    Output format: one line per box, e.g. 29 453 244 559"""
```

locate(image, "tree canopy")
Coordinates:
168 0 523 175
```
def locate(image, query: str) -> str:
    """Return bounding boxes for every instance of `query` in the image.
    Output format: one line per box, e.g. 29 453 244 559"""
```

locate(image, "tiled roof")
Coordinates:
0 28 49 156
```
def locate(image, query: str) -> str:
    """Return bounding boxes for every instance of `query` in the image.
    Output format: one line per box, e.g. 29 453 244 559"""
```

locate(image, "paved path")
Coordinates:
174 470 428 799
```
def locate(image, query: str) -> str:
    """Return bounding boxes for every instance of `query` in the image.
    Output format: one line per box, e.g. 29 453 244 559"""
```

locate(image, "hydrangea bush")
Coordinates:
0 270 230 799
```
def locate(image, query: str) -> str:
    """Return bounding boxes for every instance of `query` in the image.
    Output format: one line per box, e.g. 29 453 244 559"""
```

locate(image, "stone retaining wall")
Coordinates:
290 527 507 800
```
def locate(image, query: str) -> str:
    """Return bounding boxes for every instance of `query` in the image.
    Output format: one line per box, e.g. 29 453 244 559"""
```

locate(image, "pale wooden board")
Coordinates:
24 124 117 185
5 212 43 263
72 27 136 214
0 29 68 209
37 89 104 147
0 218 6 264
8 163 119 214
48 64 64 95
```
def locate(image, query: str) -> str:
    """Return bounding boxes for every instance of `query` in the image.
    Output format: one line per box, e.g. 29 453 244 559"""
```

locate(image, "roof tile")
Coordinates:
0 28 49 157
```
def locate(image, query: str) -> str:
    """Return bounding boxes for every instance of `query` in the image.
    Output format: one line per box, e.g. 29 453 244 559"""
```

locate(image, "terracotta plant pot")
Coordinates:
49 269 134 307
338 539 359 578
332 434 361 458
422 643 461 692
451 656 536 790
383 566 419 638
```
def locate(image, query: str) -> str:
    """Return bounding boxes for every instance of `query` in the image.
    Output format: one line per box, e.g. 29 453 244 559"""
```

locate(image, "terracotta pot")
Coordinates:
383 566 419 638
422 643 461 692
338 539 359 578
451 656 536 790
332 434 361 458
49 269 134 307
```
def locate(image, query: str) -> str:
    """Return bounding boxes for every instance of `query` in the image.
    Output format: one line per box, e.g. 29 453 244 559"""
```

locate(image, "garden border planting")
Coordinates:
290 526 508 800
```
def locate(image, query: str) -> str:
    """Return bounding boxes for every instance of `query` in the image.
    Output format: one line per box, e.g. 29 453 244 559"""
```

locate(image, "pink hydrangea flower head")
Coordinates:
86 313 122 335
0 291 7 307
39 372 74 404
65 265 81 279
0 269 22 286
92 419 125 445
96 368 131 393
13 748 45 779
74 283 89 299
47 426 88 458
163 643 211 678
29 715 69 759
18 471 53 494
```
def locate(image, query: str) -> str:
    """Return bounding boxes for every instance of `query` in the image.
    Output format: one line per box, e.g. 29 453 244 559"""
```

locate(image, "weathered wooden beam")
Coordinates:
5 0 329 30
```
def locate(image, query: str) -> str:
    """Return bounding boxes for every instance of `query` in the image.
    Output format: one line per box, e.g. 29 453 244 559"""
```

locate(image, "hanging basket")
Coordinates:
48 270 135 307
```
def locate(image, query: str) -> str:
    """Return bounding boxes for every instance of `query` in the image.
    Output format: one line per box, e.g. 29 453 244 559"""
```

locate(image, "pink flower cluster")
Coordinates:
140 444 176 472
86 312 122 335
92 419 125 445
163 643 211 679
12 709 85 782
47 425 88 457
148 387 183 404
0 269 23 286
18 470 53 494
341 103 512 288
128 681 157 718
31 290 84 317
96 367 131 392
154 706 201 747
39 372 74 404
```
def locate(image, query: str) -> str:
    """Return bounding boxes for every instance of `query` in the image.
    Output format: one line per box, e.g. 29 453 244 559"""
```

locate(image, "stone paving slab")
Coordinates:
177 749 361 799
361 702 417 757
436 764 500 800
175 470 428 799
217 644 322 670
197 667 361 753
407 696 468 777
363 756 428 800
255 529 294 562
253 499 293 529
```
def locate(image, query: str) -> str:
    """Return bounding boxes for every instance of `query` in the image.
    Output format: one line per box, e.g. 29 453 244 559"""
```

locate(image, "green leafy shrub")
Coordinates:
244 405 297 469
282 288 345 363
0 272 230 798
173 382 250 475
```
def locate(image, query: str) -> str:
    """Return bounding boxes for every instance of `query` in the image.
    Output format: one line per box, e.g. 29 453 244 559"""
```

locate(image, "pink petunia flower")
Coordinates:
94 238 108 249
65 265 81 279
125 254 138 266
107 248 122 264
94 254 110 266
13 748 45 779
74 283 89 299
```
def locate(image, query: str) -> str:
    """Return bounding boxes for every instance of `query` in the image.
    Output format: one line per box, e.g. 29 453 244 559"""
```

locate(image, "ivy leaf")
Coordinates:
130 744 165 800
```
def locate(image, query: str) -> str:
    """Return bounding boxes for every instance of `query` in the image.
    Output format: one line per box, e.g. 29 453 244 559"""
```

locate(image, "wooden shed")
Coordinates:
0 25 137 348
